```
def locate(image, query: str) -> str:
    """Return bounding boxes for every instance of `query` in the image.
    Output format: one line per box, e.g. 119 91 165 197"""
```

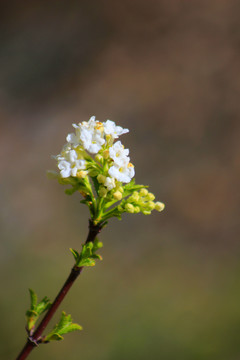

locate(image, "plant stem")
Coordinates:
16 220 102 360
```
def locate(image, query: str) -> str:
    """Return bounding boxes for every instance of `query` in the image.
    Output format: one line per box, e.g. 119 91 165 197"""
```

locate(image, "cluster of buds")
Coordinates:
50 116 164 225
118 188 165 215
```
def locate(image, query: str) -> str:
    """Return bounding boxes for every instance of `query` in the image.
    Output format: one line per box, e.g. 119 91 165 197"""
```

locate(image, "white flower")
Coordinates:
109 141 129 166
66 132 79 147
57 148 86 178
108 160 135 183
103 120 129 139
68 116 105 154
80 127 105 154
104 177 116 190
58 160 71 178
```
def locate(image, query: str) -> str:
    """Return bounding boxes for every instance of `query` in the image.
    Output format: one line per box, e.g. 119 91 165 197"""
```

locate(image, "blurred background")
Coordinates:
0 1 240 359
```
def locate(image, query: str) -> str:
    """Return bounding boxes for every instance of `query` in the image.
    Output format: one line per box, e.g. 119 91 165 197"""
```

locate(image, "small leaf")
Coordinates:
25 290 51 332
47 333 64 341
81 242 93 258
78 257 96 267
91 254 102 260
44 312 82 342
70 248 79 262
35 296 51 316
65 188 77 195
26 310 38 318
29 289 37 310
64 323 83 333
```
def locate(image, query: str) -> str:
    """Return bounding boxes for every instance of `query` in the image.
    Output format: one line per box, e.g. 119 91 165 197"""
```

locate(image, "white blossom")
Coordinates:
103 120 129 139
57 147 86 178
109 141 129 166
58 160 71 178
68 116 105 154
80 127 105 154
108 160 135 183
104 177 116 190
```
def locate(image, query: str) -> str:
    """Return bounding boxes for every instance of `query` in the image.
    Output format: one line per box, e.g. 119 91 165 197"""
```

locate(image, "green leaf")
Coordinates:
78 257 96 267
76 239 103 267
26 309 38 318
29 289 37 310
70 248 79 262
58 177 78 186
44 312 82 342
65 188 78 195
35 296 51 315
25 290 51 332
47 333 64 341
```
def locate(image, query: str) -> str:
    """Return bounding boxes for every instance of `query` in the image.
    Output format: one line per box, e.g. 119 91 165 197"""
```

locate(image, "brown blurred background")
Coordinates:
1 1 240 359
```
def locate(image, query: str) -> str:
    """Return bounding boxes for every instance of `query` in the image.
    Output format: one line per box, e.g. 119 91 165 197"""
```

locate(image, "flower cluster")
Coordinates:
51 116 164 225
54 116 134 186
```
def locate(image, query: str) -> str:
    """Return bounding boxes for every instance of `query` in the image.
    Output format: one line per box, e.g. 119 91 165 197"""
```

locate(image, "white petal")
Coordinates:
104 177 116 190
58 160 71 178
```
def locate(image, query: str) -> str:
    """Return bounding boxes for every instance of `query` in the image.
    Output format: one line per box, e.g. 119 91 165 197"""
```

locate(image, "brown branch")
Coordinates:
16 220 102 360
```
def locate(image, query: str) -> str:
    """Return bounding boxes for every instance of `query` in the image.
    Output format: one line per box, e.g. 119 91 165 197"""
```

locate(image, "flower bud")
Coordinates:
147 201 156 210
139 188 148 197
113 191 122 201
134 206 140 213
88 169 98 177
143 210 151 215
115 184 124 193
76 170 88 179
155 202 165 212
125 203 135 213
97 174 106 184
95 154 103 163
147 192 155 201
132 191 139 202
102 149 109 159
99 186 108 198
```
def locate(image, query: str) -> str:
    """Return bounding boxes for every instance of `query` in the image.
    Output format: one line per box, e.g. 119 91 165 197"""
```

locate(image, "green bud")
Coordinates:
147 192 155 201
134 206 141 213
95 154 103 163
143 210 151 215
132 191 140 202
76 170 88 179
103 149 110 159
97 174 106 184
125 203 135 213
117 186 124 193
147 201 156 210
139 188 148 197
113 191 122 201
155 202 165 212
99 186 108 198
88 169 98 177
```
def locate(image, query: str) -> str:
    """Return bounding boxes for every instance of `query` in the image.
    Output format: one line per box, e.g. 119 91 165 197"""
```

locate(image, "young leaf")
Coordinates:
29 289 37 310
25 290 51 333
43 312 82 342
76 240 103 267
35 296 51 316
78 257 96 267
70 248 79 262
